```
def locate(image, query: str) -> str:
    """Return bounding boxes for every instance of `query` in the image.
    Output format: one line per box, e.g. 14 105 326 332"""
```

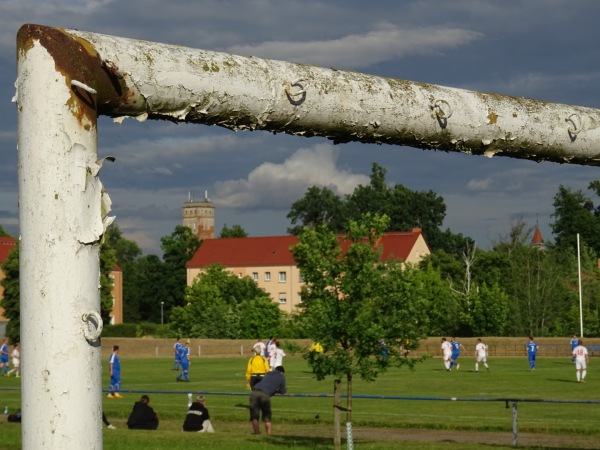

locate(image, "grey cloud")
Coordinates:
226 24 482 69
214 143 369 210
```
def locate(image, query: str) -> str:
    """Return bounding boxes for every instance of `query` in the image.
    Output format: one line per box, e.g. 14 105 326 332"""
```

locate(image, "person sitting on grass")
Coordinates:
182 395 215 433
126 395 159 430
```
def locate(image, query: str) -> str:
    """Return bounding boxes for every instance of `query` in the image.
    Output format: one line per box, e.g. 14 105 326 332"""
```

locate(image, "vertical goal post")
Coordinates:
15 23 600 449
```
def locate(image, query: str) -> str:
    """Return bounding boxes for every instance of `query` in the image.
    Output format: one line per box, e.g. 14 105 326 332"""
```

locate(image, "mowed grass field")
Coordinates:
1 354 599 449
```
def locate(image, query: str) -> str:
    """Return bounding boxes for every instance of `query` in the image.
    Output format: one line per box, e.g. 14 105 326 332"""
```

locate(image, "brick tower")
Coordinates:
182 191 215 241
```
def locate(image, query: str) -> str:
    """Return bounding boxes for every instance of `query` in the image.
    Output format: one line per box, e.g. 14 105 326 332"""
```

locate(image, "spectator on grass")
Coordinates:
572 339 589 383
103 412 116 429
126 395 159 430
249 366 286 435
182 395 215 432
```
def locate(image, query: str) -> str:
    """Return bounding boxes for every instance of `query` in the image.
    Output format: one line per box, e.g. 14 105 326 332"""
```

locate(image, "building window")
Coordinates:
299 274 304 283
252 272 259 282
297 295 302 304
265 272 271 281
279 271 286 282
279 293 287 304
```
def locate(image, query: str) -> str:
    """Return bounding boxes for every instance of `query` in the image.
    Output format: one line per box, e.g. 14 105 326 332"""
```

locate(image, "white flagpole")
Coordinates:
577 233 584 337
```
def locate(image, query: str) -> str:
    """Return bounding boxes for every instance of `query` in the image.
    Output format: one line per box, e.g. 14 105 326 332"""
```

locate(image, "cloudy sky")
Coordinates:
2 0 600 255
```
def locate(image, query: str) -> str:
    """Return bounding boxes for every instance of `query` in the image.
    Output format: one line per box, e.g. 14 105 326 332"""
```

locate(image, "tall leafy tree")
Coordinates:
288 163 472 255
0 225 10 237
170 264 281 338
0 242 20 343
125 254 170 323
291 213 427 437
287 186 346 235
160 225 202 310
99 238 117 324
551 183 600 255
219 224 249 238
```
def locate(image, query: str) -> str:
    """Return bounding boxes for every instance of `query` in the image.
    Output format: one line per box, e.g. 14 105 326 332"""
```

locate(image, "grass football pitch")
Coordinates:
1 355 599 449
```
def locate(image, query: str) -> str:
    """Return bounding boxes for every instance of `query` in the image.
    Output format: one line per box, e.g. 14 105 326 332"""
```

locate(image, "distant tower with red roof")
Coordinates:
531 222 545 250
182 191 215 241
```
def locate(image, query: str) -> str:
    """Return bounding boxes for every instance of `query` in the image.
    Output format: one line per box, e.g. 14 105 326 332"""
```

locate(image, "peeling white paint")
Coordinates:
17 38 103 449
63 28 600 165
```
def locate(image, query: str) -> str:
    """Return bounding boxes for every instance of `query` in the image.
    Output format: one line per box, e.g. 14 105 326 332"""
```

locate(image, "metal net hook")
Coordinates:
566 113 582 136
285 77 308 98
82 311 103 341
433 99 453 120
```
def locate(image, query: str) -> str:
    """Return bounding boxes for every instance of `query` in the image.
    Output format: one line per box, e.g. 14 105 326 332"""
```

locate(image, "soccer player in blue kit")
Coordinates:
107 345 122 398
177 341 191 382
0 338 9 376
570 334 578 363
526 336 539 371
173 337 183 370
449 337 465 370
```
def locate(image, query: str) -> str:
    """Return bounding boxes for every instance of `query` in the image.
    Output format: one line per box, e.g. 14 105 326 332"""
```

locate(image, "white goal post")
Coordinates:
15 23 600 449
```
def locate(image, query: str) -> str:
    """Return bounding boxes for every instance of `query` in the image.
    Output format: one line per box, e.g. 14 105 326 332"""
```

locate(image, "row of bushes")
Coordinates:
102 322 171 338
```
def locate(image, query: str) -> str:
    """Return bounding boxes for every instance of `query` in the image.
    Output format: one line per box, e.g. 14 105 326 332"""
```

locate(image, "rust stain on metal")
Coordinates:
17 24 135 124
487 110 499 124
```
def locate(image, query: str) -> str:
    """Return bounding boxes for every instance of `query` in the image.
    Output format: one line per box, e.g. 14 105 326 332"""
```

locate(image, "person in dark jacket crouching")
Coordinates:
249 365 286 435
182 395 215 432
126 395 159 430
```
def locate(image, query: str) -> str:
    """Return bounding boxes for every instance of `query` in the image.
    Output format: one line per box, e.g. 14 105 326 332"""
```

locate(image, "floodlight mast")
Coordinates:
15 23 600 449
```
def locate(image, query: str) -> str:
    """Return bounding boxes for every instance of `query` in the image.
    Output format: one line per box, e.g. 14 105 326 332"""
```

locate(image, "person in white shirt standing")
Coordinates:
441 338 452 371
572 339 589 383
474 338 489 373
253 339 266 357
269 341 286 371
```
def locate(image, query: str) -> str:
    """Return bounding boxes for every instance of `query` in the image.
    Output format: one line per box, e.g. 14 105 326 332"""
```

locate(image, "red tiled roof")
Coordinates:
187 231 425 268
0 237 17 265
531 227 544 244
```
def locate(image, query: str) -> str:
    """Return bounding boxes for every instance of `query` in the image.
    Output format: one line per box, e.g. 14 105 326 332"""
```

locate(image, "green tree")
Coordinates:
291 213 427 437
170 264 280 338
0 225 10 237
0 242 20 343
219 224 249 238
125 254 170 323
551 183 600 255
160 225 202 310
99 238 117 324
287 186 346 235
470 283 510 336
288 163 473 255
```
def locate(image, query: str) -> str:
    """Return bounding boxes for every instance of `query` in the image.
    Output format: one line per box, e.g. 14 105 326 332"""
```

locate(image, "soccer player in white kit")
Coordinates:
269 342 286 371
441 338 452 371
572 339 589 383
474 338 489 372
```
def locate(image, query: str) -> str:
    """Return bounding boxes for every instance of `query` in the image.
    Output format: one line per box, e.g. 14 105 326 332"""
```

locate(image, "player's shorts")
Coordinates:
443 352 452 360
0 356 8 363
575 360 587 370
476 355 487 362
451 353 460 360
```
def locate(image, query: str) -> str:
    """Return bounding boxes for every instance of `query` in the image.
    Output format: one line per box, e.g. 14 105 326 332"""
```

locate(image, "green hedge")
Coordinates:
102 322 168 338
